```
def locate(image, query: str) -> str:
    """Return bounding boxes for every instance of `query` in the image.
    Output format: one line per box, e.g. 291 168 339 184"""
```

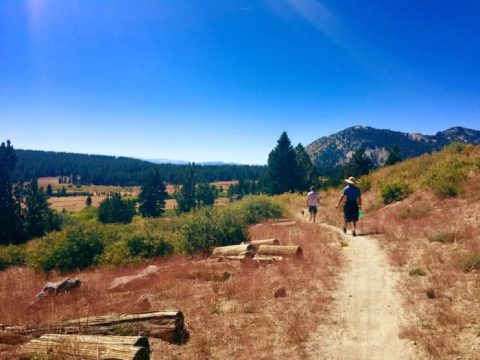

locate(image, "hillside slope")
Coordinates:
305 126 480 173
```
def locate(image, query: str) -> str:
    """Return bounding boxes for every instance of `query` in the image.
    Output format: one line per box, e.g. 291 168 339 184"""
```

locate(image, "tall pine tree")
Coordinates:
385 144 402 166
295 143 317 192
175 164 197 213
0 140 24 244
343 148 374 178
138 170 168 217
266 132 300 194
24 178 51 238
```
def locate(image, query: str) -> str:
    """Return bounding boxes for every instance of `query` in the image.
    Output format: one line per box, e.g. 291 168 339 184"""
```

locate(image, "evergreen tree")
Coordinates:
46 184 53 197
85 195 92 206
174 165 196 213
385 144 402 166
295 143 317 192
98 193 136 224
266 132 300 195
138 170 168 217
0 140 24 244
24 178 51 238
343 148 374 178
196 182 218 208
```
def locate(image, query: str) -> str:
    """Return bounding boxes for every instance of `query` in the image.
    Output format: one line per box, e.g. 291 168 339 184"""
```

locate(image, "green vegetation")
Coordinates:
409 268 427 276
460 255 480 273
343 148 374 179
98 193 136 224
428 230 459 244
138 170 168 217
0 196 283 272
385 144 402 166
381 181 411 204
358 143 480 200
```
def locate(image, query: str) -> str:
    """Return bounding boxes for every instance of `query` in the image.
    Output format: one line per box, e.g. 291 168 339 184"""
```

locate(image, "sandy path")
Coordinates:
306 223 424 360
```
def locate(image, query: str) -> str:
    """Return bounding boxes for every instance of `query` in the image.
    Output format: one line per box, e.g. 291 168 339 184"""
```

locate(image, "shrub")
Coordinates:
424 158 470 197
237 196 283 224
358 175 372 192
461 255 480 272
28 225 105 272
428 230 458 244
409 268 427 276
381 181 411 204
0 245 27 270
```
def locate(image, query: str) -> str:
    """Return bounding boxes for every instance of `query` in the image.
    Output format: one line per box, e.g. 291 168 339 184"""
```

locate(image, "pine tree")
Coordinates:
175 164 196 213
385 144 402 166
0 140 24 244
266 132 300 194
343 148 374 178
46 184 53 197
138 170 168 217
98 193 136 224
295 143 317 192
196 182 218 208
24 178 51 238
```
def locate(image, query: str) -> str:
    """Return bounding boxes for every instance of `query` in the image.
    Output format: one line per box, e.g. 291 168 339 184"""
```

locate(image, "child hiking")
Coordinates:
306 186 320 222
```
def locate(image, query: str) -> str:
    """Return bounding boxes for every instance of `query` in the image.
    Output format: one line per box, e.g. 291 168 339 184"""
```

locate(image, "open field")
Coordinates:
0 203 344 359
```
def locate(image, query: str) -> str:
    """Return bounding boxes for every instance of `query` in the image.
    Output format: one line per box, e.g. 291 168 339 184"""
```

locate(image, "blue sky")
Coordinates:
1 0 479 164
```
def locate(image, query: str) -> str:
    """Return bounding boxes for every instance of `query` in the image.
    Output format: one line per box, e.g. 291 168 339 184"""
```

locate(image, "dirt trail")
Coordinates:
305 223 424 360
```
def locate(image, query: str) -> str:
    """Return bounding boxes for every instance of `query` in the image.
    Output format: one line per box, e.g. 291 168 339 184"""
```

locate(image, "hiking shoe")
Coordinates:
352 231 356 236
343 228 346 234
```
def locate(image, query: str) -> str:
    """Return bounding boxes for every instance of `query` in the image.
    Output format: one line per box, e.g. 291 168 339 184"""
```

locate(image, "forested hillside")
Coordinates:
13 149 266 186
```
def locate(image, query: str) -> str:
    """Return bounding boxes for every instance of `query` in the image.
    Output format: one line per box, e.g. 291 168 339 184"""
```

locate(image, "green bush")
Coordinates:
424 158 470 197
428 230 458 243
381 181 411 204
409 268 427 276
0 245 27 270
98 193 136 224
236 196 283 224
28 224 105 272
461 255 480 272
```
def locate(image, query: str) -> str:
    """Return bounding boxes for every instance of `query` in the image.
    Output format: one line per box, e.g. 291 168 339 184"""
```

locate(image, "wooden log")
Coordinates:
256 245 303 257
271 221 296 227
212 244 253 257
252 255 284 263
21 335 149 360
247 238 280 246
28 311 187 344
39 334 149 350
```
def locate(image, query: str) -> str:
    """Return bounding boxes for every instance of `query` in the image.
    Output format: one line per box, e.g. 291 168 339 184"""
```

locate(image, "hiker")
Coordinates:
306 186 320 222
335 176 362 236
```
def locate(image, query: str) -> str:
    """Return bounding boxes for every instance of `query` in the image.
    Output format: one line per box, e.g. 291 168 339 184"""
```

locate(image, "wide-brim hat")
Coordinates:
344 176 357 185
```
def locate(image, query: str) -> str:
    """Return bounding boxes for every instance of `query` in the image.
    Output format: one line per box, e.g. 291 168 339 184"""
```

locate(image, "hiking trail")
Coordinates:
305 222 425 360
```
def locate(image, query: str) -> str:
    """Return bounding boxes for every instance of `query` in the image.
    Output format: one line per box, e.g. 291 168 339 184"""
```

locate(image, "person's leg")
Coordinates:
343 221 347 233
352 221 357 236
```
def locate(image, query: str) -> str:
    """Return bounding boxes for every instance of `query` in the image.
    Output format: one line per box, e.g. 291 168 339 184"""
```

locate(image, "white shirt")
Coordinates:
307 191 319 206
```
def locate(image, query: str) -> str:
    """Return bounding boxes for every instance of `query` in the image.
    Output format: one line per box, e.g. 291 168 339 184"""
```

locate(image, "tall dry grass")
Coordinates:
0 200 344 359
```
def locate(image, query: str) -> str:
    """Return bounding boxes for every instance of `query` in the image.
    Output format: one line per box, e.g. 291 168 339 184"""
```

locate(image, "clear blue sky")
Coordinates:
1 0 479 164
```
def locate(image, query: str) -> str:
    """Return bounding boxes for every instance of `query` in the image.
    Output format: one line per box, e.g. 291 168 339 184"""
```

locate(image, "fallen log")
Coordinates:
24 311 187 344
246 238 280 249
109 265 159 291
35 278 83 300
212 244 253 257
252 255 284 263
21 334 149 360
271 221 296 227
256 245 303 257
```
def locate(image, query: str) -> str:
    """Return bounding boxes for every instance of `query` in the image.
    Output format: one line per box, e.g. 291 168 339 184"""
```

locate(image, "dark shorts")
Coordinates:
308 205 318 214
344 201 359 222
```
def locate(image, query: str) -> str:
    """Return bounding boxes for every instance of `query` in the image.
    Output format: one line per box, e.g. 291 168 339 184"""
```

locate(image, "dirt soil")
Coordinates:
304 222 426 360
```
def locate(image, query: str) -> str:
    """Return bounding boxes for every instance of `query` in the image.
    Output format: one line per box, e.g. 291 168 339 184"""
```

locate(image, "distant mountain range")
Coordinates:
305 126 480 172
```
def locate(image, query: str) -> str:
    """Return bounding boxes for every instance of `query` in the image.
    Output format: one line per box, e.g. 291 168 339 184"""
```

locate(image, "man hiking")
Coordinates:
306 186 320 222
335 176 362 236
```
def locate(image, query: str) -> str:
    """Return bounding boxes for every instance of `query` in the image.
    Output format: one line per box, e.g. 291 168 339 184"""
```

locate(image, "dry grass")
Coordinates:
0 200 344 359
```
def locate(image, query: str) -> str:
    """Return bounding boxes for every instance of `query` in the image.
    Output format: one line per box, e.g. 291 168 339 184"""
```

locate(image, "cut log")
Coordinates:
211 244 253 257
252 255 284 263
21 334 149 360
246 238 280 248
25 311 187 344
271 221 296 227
109 265 159 291
256 245 303 257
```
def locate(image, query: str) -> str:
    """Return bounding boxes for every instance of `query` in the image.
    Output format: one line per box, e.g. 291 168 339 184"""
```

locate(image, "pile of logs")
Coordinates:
6 311 188 359
212 237 303 263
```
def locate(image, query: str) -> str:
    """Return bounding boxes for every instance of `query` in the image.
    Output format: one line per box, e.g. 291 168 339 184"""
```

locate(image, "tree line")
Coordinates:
13 149 267 186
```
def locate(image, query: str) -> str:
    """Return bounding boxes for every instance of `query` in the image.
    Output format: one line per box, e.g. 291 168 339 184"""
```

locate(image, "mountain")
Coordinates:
147 159 241 166
305 126 480 173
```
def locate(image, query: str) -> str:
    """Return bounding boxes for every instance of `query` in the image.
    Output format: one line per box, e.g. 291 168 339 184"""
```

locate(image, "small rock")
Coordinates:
35 278 83 300
274 287 287 298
